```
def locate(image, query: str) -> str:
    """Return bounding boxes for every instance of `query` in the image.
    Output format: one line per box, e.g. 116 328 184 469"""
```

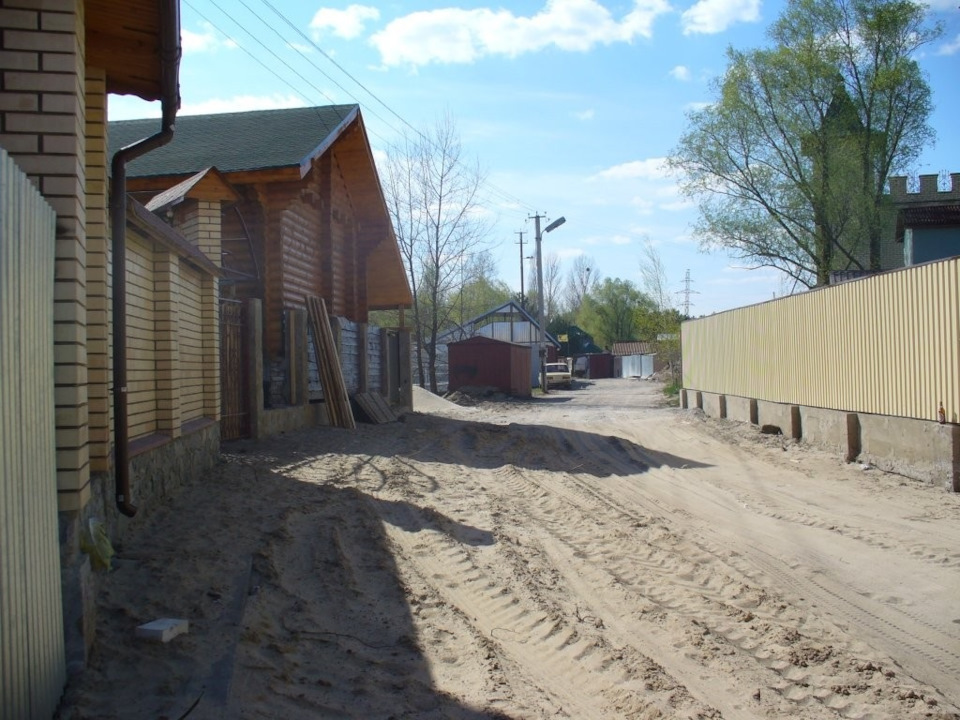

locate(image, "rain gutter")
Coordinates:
109 0 181 517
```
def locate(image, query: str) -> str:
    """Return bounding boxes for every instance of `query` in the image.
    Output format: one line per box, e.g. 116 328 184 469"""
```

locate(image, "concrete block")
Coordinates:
725 395 754 423
698 391 724 419
757 399 794 434
800 406 849 455
136 618 188 643
859 412 957 489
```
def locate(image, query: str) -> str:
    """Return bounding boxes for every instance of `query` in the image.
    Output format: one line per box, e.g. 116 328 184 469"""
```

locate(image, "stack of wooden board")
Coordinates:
353 392 398 424
306 296 355 429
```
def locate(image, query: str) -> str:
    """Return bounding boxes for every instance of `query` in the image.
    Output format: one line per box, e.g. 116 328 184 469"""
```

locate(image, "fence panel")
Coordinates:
0 148 65 719
682 258 960 422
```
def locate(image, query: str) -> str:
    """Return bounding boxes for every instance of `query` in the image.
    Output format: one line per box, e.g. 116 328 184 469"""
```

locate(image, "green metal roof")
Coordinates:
108 104 359 178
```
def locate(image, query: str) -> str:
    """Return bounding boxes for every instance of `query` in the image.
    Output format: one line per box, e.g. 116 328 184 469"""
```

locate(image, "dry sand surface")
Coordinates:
57 378 960 719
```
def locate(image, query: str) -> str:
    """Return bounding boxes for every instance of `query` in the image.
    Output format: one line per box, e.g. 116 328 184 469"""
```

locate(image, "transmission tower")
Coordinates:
676 269 699 317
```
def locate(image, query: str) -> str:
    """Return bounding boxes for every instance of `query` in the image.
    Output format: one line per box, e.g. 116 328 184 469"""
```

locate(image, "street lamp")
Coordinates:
533 214 565 393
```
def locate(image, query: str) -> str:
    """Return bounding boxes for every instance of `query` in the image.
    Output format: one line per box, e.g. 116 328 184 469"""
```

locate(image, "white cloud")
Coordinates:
182 23 236 53
611 235 633 245
684 100 712 112
574 109 596 121
311 5 380 40
937 34 960 56
669 65 691 81
370 0 671 67
681 0 761 35
179 94 308 116
592 157 671 181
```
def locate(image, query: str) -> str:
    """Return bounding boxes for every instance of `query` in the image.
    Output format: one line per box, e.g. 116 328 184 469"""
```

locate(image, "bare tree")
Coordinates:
565 254 599 319
638 239 672 313
384 114 491 392
543 252 563 324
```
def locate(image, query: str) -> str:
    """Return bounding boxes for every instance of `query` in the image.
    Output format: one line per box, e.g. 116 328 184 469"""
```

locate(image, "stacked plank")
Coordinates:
306 296 356 429
353 392 398 424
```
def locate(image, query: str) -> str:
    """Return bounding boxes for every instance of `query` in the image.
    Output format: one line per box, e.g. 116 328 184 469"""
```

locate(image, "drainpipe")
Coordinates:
109 0 181 517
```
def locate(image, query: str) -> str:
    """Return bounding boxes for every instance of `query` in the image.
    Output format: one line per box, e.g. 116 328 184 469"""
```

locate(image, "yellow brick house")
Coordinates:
0 1 221 714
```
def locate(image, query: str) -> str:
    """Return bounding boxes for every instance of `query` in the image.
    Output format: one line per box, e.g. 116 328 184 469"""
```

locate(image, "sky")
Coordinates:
109 0 960 316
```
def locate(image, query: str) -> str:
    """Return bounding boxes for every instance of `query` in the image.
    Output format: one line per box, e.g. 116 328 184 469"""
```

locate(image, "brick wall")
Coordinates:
86 67 111 474
0 1 91 511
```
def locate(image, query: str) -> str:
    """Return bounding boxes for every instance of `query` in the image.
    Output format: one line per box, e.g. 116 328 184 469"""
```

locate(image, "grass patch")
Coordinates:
662 379 682 397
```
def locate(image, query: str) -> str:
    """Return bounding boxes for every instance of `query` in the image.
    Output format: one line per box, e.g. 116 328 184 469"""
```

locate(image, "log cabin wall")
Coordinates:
220 191 265 301
258 150 363 361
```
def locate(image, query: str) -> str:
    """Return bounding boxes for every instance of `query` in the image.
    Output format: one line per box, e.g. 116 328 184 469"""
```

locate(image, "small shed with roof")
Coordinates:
448 336 532 397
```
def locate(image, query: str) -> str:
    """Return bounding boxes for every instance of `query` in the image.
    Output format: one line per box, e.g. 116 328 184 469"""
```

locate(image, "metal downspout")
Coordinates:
109 0 181 517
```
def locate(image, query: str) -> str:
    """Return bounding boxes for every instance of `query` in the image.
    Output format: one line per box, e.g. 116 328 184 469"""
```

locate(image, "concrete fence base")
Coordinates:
689 390 960 492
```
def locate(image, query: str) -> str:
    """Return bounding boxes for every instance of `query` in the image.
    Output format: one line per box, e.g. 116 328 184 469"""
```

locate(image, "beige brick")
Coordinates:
3 29 76 53
40 133 77 154
53 322 84 344
56 425 89 448
46 195 84 222
12 151 78 175
54 385 84 408
40 10 78 32
4 70 77 94
0 133 39 152
57 484 90 512
5 107 73 131
0 91 39 110
53 362 88 386
43 174 83 196
41 91 78 113
0 49 38 70
0 8 39 28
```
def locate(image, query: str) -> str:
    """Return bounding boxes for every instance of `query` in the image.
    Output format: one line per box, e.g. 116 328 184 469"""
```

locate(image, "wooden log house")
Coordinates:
109 105 413 438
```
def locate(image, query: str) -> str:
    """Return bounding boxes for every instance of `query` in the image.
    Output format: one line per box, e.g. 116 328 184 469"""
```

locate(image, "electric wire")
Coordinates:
182 0 537 223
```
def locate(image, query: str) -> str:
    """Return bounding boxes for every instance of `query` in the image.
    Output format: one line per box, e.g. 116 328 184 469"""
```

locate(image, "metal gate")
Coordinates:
220 299 250 440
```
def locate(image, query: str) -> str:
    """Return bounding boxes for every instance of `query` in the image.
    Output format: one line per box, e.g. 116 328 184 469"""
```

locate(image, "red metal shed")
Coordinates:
587 352 615 379
448 336 532 397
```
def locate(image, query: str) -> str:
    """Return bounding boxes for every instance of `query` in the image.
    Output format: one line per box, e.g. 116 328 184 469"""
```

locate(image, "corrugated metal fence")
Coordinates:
682 257 960 422
0 149 66 717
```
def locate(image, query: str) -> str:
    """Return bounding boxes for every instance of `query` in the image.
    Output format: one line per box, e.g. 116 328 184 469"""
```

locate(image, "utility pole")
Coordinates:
529 212 566 393
532 214 546 392
516 231 526 306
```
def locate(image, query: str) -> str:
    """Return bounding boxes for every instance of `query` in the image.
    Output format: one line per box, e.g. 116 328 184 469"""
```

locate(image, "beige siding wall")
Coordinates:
682 258 960 422
0 147 66 720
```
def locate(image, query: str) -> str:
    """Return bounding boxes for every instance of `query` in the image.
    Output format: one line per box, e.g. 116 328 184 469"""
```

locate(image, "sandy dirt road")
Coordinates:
58 378 960 719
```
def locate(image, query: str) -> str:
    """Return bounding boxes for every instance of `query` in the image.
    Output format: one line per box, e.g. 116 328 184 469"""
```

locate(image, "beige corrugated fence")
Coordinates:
682 258 960 423
0 149 66 717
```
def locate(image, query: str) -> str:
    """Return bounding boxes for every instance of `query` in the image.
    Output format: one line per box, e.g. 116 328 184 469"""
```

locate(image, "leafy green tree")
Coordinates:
579 278 653 349
669 0 941 287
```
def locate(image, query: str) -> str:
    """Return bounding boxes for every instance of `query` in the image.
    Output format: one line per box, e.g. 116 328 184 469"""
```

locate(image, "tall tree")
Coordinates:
565 255 599 319
543 252 563 325
669 0 941 287
580 278 652 349
384 114 491 392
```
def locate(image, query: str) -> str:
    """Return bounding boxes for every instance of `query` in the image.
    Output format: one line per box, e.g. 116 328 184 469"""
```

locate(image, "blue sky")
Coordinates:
110 0 960 316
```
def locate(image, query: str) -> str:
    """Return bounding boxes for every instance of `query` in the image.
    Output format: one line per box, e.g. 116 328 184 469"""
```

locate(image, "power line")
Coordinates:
184 0 535 215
